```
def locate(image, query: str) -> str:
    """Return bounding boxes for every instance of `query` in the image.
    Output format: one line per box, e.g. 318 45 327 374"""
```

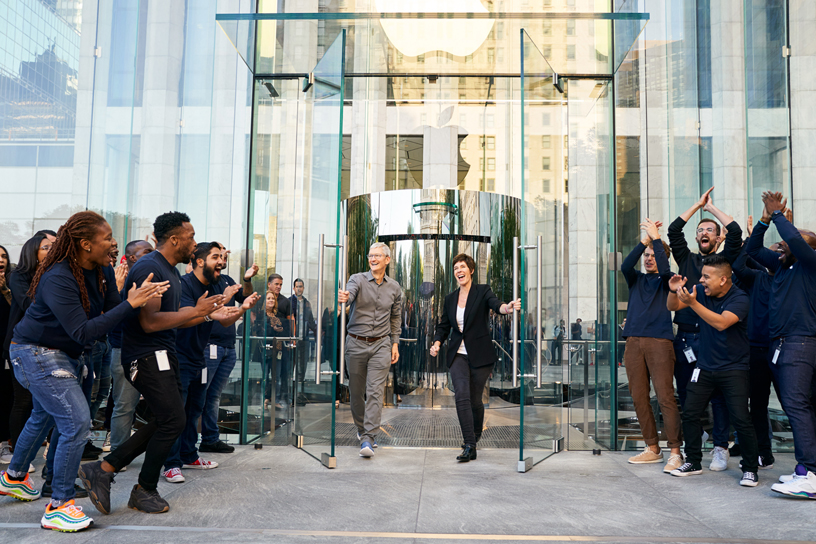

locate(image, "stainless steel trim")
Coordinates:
512 236 519 389
536 235 542 389
315 233 325 385
339 234 348 383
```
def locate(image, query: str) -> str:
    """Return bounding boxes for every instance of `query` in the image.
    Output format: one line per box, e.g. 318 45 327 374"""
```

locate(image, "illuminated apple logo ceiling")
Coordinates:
376 0 494 57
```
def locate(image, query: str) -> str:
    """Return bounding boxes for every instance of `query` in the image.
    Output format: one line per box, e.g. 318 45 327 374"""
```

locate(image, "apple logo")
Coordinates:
376 0 494 57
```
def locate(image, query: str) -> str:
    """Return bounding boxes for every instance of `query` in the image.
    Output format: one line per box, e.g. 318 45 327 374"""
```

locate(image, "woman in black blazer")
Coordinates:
430 253 520 462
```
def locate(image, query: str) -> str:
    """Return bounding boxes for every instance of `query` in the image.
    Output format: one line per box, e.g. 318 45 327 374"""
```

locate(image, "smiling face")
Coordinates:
700 264 728 297
696 220 719 255
109 238 119 266
198 246 223 285
367 247 390 275
268 277 282 296
38 236 54 264
265 291 277 313
0 247 8 276
453 260 473 287
82 222 115 268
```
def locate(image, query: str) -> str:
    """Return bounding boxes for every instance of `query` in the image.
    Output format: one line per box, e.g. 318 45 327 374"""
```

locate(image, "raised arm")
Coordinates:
652 237 673 282
621 243 646 287
731 246 758 288
765 192 816 269
745 211 782 273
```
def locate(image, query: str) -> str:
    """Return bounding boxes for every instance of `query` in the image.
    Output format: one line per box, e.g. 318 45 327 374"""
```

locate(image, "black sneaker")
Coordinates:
81 442 100 461
670 462 703 477
740 471 759 487
41 482 89 498
128 484 169 514
198 440 235 454
78 460 115 515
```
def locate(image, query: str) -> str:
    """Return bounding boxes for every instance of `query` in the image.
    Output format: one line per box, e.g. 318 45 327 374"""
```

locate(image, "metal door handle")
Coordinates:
315 234 345 385
512 236 519 388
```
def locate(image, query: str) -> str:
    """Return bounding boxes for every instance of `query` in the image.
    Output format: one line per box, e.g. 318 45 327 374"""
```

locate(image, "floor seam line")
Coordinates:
414 449 427 533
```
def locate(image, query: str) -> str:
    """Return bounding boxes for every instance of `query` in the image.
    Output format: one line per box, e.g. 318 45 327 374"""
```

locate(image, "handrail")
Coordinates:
492 339 513 360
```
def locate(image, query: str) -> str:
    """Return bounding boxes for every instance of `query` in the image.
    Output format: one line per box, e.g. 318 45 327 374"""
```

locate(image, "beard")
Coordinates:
202 263 220 284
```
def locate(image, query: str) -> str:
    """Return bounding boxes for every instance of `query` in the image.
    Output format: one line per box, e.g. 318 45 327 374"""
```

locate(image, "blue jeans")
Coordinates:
201 345 236 444
164 356 208 470
89 340 112 423
673 331 730 448
109 348 141 452
772 336 816 473
8 344 89 502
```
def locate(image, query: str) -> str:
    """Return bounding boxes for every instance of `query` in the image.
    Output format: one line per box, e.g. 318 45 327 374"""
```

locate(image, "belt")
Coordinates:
348 333 388 343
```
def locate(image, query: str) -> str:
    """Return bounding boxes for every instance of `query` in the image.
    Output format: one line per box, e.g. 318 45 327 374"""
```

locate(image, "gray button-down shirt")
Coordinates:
346 271 402 344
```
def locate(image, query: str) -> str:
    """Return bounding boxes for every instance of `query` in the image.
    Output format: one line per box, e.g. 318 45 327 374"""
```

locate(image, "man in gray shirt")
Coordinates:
338 242 402 458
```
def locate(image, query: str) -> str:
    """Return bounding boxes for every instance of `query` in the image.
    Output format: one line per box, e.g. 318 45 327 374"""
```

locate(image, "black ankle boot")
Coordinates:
456 445 477 462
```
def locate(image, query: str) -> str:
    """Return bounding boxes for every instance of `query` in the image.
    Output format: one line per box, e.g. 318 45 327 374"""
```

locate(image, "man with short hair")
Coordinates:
267 273 294 408
290 278 317 398
668 188 741 471
747 192 816 498
338 242 402 457
667 254 760 487
79 212 225 515
162 242 259 483
621 219 683 473
199 244 258 454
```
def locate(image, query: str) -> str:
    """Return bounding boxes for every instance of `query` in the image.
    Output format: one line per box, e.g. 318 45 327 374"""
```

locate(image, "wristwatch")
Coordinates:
771 210 783 218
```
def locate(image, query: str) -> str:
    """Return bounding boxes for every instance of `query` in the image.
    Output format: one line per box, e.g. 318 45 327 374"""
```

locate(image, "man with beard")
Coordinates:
747 192 816 499
161 242 260 483
199 243 259 454
668 188 742 471
79 213 226 515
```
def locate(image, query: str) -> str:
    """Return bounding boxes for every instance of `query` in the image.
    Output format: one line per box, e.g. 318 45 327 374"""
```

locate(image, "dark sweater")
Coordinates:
746 214 816 339
12 262 131 359
621 241 674 341
730 245 772 347
667 217 743 331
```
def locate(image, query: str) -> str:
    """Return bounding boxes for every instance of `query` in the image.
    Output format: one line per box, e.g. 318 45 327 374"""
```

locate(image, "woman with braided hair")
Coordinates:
0 211 168 532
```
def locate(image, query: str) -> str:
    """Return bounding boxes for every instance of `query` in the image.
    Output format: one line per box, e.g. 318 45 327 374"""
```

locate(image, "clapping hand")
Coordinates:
640 218 662 244
223 284 241 305
243 263 260 282
195 292 226 317
126 273 170 308
114 262 129 292
242 292 261 310
668 274 687 293
677 284 697 305
697 187 714 209
762 191 788 216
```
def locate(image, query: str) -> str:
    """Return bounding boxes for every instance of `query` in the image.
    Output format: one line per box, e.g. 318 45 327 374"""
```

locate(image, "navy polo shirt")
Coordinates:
694 284 750 372
207 274 246 348
121 251 182 362
176 272 226 367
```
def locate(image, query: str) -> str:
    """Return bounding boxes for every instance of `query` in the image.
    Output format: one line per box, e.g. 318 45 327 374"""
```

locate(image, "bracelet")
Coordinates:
204 315 212 322
758 219 769 227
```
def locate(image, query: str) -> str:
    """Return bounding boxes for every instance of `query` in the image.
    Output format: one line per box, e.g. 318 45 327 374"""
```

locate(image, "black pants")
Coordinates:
550 339 562 365
682 368 758 472
9 371 33 446
749 345 780 461
104 352 185 491
449 354 493 446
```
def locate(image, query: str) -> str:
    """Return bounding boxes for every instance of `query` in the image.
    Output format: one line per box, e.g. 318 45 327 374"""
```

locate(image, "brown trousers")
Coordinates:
623 337 682 449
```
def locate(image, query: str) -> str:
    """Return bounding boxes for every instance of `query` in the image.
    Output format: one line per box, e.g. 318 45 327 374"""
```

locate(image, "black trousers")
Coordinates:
449 354 493 447
682 368 759 472
749 345 780 460
9 371 33 446
104 352 185 491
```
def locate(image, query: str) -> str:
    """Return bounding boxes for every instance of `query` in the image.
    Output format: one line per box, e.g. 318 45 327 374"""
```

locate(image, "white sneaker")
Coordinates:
28 463 35 473
709 446 729 471
779 472 795 484
0 442 11 464
102 432 111 453
163 467 185 483
771 471 816 499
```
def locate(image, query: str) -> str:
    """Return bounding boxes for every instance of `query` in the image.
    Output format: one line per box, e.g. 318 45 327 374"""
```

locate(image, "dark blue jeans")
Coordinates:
9 345 89 502
89 339 112 423
772 336 816 473
164 355 208 470
673 331 730 448
201 345 236 444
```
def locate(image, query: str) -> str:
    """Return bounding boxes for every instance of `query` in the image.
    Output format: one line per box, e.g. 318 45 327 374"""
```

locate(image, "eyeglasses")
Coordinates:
696 227 716 234
367 254 386 260
40 245 52 252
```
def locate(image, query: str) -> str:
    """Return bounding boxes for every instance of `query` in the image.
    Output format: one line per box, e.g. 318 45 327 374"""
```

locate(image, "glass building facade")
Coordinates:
0 0 808 469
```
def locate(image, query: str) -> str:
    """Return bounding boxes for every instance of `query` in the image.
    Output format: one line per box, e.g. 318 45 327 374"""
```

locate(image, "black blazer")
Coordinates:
433 284 503 369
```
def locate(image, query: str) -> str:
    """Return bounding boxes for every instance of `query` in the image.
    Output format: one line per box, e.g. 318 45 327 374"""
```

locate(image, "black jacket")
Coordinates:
433 284 503 369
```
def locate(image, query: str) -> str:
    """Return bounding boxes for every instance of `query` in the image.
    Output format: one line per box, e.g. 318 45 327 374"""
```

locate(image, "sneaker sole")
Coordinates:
740 480 759 487
628 458 663 464
359 447 374 458
128 502 170 514
77 466 109 515
671 470 703 477
164 475 185 483
709 465 727 472
663 465 683 473
41 521 93 532
0 489 40 501
182 465 218 470
771 486 816 499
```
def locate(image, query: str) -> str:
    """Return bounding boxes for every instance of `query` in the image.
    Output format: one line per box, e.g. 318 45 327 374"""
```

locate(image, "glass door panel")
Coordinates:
518 29 565 471
292 30 346 467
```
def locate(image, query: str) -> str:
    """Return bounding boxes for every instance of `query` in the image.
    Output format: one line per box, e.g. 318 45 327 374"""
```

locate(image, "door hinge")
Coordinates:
94 47 102 58
782 45 791 58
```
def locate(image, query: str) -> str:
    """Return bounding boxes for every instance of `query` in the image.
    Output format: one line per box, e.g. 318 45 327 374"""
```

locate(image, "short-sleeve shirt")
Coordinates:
121 251 182 362
176 272 226 367
208 274 246 348
695 284 750 372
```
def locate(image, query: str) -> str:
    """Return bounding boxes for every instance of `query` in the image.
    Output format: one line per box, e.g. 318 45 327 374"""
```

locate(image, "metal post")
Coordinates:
315 234 325 385
512 236 519 389
338 234 348 383
536 235 542 389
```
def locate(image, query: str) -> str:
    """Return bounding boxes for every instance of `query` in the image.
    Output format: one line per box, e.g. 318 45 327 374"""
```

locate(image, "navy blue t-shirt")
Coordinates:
730 246 772 347
621 241 674 341
207 274 246 348
121 251 182 362
13 262 130 359
176 272 226 367
746 215 816 339
694 284 750 372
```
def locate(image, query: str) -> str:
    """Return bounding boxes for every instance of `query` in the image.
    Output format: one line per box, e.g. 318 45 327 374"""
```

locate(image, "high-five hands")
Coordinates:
762 191 789 217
